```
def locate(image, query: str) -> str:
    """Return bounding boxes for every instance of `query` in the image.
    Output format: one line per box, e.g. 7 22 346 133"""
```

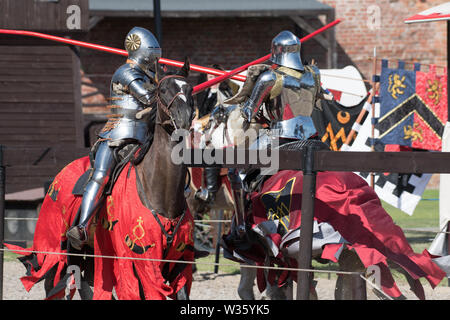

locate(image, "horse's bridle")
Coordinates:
155 74 188 132
135 74 192 258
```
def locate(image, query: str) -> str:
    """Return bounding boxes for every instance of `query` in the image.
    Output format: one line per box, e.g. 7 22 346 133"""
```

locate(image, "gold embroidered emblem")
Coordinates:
47 179 61 201
176 242 187 252
102 196 118 231
403 123 423 142
426 79 442 105
337 111 350 124
260 178 296 233
125 33 141 51
321 123 347 151
125 216 154 254
388 74 406 99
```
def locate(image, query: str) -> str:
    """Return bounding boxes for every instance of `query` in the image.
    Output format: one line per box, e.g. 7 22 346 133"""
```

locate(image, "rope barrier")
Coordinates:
4 217 232 224
4 218 232 225
0 247 361 276
3 247 398 300
359 274 393 300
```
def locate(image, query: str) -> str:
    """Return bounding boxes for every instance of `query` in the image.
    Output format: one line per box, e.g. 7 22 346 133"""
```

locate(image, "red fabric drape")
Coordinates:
5 157 194 300
249 170 445 298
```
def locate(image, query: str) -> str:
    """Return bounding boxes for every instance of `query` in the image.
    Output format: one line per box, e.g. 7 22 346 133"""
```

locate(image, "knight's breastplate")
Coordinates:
99 64 152 144
269 66 320 140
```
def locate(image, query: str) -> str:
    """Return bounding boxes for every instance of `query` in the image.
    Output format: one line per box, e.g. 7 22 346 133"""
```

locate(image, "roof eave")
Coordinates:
89 9 333 18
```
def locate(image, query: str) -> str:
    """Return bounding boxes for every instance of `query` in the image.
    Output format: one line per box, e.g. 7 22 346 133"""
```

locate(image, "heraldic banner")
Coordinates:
376 59 447 151
312 97 368 151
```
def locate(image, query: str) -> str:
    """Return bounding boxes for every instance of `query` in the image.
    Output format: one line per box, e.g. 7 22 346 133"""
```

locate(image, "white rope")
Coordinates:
0 247 360 276
359 274 394 300
4 217 231 223
5 217 38 221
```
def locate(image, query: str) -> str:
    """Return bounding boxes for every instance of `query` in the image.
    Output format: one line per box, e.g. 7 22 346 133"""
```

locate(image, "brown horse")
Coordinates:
6 59 197 300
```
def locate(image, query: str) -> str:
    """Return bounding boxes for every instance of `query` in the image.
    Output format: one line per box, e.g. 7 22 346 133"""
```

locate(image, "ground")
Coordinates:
4 260 450 300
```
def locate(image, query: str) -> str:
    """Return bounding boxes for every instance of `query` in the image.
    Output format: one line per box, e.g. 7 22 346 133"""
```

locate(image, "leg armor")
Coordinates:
227 168 247 237
79 141 116 227
67 141 116 249
195 167 221 203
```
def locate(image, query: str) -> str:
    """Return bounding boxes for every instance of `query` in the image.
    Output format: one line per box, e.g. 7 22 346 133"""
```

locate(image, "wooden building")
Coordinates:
0 0 90 244
0 0 89 197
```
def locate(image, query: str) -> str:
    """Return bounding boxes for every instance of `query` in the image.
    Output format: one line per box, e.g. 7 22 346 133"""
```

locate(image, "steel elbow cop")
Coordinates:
240 70 277 122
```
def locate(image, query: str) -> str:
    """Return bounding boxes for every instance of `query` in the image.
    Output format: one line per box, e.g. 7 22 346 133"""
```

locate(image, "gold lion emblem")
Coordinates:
427 79 442 105
388 74 406 99
404 123 423 142
125 34 141 51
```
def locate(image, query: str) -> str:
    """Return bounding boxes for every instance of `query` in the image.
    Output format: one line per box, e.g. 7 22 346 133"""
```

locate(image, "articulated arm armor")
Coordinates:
240 70 277 122
99 63 157 146
128 77 155 105
241 64 321 142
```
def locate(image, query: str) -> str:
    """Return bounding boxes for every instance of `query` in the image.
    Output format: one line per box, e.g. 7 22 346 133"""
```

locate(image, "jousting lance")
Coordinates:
0 28 247 82
192 18 341 94
0 18 341 93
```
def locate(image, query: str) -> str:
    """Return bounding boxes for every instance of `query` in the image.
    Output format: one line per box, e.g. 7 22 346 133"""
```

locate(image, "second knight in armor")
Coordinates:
66 27 161 250
239 30 324 145
223 30 328 238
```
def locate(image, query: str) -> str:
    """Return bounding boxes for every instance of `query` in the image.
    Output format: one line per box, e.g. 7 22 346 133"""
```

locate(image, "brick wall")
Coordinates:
79 2 448 109
77 16 308 81
321 0 448 77
77 16 318 117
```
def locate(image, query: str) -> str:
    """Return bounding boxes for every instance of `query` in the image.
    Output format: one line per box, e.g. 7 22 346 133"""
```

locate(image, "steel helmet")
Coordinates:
125 27 161 73
269 30 304 71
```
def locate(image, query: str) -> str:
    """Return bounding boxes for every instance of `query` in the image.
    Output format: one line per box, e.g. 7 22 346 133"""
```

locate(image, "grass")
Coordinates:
4 251 19 262
195 254 241 275
311 189 442 283
385 189 440 229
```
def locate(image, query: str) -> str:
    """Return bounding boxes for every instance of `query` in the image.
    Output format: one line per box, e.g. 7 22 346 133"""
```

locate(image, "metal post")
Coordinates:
0 145 5 300
352 274 367 300
297 145 317 300
447 21 450 123
153 0 162 45
214 210 224 274
370 47 377 188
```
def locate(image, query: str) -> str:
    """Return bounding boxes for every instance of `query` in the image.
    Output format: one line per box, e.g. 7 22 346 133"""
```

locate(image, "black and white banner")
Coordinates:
343 100 431 215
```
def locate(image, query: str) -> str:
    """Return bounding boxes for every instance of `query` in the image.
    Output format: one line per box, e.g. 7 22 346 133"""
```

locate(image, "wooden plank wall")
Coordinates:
0 45 88 194
0 0 89 32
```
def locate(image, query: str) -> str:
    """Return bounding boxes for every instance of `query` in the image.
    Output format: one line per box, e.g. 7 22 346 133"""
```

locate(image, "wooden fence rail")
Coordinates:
2 146 450 300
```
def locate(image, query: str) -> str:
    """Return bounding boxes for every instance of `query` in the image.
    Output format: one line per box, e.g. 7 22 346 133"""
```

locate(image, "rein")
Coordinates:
155 74 187 132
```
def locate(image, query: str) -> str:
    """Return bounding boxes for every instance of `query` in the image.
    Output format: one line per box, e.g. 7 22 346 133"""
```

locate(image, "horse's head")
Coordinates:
154 58 195 134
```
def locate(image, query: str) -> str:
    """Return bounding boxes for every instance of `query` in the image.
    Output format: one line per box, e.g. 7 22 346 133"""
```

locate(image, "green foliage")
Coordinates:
384 189 440 229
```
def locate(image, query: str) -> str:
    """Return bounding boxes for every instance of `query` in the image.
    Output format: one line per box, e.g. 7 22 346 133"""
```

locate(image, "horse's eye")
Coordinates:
160 88 166 94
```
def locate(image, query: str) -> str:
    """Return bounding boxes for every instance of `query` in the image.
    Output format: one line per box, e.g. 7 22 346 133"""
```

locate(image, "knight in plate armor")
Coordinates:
223 30 330 237
66 27 161 250
238 30 324 146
